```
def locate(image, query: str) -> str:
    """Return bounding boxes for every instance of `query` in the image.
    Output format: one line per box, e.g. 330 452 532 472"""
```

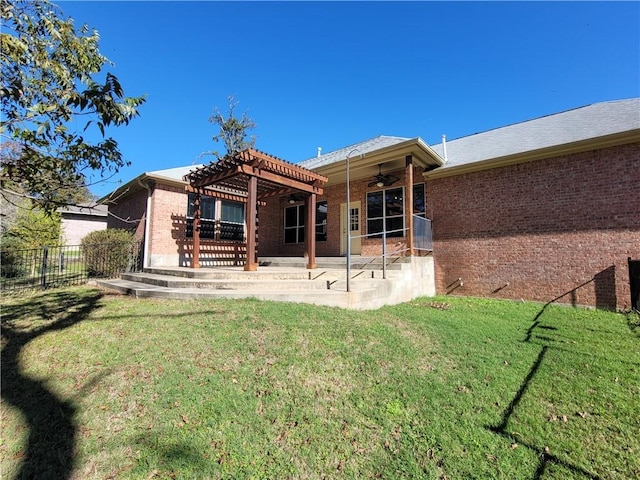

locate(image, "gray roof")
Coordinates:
430 98 640 170
299 135 411 169
58 202 108 217
148 164 204 182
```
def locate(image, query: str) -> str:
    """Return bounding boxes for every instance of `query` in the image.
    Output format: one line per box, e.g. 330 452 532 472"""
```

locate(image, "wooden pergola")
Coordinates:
184 149 327 271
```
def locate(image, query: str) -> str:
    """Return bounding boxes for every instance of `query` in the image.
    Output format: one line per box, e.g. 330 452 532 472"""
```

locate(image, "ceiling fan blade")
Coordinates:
382 174 399 186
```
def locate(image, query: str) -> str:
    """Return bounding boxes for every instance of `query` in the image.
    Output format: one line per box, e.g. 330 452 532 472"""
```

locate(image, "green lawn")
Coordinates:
1 288 638 479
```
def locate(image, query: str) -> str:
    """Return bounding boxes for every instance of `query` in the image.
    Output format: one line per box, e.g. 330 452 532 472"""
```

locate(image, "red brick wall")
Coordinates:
427 142 640 310
149 183 186 259
107 188 147 240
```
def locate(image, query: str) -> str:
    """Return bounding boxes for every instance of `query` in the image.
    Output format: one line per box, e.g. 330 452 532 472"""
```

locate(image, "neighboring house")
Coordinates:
100 98 640 310
58 203 108 245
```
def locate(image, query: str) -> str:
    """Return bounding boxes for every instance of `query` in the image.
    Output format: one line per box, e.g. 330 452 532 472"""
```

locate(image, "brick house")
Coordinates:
101 98 640 310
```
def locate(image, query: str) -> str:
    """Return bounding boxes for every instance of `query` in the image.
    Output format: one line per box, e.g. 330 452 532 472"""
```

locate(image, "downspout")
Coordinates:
138 177 153 269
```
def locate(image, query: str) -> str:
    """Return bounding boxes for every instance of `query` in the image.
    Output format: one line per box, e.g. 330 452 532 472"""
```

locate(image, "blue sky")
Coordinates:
56 1 640 198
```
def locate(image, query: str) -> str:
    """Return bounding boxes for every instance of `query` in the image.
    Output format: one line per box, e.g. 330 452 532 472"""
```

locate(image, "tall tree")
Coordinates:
208 95 256 158
0 0 146 213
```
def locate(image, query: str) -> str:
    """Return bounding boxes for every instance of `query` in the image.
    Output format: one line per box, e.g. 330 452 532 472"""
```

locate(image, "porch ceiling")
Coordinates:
184 149 327 200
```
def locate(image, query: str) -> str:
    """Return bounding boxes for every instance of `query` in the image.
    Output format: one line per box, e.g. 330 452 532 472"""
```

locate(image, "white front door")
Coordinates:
340 201 361 255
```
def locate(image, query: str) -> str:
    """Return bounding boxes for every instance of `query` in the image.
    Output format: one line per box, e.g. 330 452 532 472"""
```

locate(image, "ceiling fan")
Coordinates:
368 164 399 188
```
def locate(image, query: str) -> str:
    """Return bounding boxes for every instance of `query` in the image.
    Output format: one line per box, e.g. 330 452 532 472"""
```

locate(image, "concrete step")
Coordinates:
258 256 410 270
96 278 385 310
121 272 331 291
96 256 436 310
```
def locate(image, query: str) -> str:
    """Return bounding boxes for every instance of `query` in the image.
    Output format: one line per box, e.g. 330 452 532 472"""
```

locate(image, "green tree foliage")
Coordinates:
0 0 145 213
208 95 256 158
3 206 62 249
80 228 137 277
0 206 61 278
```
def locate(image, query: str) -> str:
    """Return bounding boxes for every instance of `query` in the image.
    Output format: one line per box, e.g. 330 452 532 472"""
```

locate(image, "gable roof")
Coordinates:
426 98 640 178
98 164 204 204
299 135 412 170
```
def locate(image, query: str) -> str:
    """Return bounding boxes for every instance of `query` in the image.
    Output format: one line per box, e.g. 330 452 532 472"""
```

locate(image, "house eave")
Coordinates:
423 129 640 180
312 137 444 186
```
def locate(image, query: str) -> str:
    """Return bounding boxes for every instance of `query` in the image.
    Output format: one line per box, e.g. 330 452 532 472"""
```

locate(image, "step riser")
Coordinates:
121 274 331 291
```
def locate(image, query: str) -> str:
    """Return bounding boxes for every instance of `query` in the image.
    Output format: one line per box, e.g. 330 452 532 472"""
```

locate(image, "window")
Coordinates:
220 200 245 241
186 195 246 240
284 201 328 244
413 183 426 217
316 201 327 241
186 193 217 238
367 187 404 238
284 204 305 244
187 193 216 219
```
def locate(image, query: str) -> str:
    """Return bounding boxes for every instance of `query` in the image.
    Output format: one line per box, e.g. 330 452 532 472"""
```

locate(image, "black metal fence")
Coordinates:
1 241 143 294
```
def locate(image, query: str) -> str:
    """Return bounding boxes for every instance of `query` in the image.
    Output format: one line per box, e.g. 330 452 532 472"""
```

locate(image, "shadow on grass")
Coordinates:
132 433 210 475
487 293 605 480
1 289 104 480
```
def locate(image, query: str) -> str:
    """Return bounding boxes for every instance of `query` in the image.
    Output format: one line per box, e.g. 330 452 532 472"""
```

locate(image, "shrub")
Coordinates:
81 229 138 277
0 235 28 278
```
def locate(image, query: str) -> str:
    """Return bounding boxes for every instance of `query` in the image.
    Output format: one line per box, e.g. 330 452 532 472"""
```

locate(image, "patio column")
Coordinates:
405 155 414 256
192 192 201 268
305 192 317 269
245 175 258 271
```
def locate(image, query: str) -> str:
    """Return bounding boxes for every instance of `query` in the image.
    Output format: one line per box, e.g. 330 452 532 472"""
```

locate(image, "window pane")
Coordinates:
413 183 425 214
187 193 196 217
367 192 383 219
385 188 403 217
284 228 297 244
285 206 298 227
220 223 244 241
315 225 327 242
298 206 305 226
187 194 215 220
222 200 244 223
316 201 327 224
316 201 327 242
202 197 216 220
200 219 216 238
367 218 383 236
386 217 404 237
350 208 359 232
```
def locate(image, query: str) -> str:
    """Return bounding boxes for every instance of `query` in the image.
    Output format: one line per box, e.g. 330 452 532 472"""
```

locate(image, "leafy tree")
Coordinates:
3 206 62 249
0 0 145 213
208 95 256 158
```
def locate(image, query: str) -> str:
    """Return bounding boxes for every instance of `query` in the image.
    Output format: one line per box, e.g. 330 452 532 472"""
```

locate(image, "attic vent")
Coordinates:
442 134 448 163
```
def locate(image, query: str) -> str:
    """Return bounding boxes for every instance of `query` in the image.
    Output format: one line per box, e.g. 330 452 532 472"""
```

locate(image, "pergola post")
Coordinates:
245 175 258 271
192 192 201 268
405 155 414 256
305 193 317 269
